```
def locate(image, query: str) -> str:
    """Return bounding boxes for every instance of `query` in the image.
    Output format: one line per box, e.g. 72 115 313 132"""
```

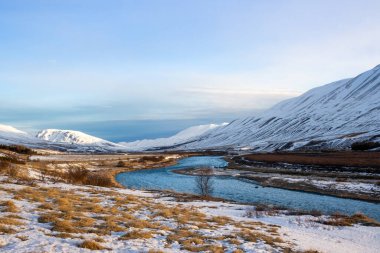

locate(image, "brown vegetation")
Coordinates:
0 144 36 155
351 141 380 151
195 168 214 197
1 200 19 213
242 152 380 168
319 212 380 227
78 240 106 250
120 230 154 240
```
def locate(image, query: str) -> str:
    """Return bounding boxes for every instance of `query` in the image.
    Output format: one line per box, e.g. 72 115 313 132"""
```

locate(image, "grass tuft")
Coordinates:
78 240 105 250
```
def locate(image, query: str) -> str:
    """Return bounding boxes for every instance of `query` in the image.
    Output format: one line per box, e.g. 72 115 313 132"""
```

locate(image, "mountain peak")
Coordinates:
36 129 109 145
119 123 228 151
177 66 380 151
0 124 27 135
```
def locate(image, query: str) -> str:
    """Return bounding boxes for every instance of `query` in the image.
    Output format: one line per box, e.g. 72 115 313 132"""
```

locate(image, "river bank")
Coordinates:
223 153 380 203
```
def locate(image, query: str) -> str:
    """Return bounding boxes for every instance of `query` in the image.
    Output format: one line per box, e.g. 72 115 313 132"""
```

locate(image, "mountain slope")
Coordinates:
0 124 39 146
119 123 228 151
178 65 380 151
37 129 108 145
36 129 125 150
0 125 126 152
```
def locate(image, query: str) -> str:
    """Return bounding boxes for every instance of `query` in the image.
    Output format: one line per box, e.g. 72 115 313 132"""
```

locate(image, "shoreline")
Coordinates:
172 167 380 203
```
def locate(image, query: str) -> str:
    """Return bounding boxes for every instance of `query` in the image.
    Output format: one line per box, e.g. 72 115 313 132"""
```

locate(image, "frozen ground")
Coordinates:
0 174 379 253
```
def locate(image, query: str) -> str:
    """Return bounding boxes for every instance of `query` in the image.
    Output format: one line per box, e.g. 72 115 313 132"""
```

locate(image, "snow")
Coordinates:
36 129 111 145
1 176 379 253
119 123 228 151
0 124 43 147
180 201 380 253
0 125 128 153
0 124 27 135
176 65 380 151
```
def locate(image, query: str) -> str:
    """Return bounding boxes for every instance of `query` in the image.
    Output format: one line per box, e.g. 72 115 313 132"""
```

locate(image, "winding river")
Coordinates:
116 156 380 221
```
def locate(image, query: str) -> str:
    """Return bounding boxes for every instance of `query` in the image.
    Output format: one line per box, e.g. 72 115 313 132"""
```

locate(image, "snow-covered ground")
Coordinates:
0 175 379 253
272 177 380 195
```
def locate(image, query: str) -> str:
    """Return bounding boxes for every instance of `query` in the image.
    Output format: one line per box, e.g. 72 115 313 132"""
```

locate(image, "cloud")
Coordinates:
183 87 301 97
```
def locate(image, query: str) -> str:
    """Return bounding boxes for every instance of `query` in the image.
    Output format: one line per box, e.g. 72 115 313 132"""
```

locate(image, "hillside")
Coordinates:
119 123 228 151
177 65 380 151
0 125 126 153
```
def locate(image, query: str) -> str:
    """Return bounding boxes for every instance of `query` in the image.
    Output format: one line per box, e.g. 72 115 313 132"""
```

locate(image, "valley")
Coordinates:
1 66 379 252
1 147 380 253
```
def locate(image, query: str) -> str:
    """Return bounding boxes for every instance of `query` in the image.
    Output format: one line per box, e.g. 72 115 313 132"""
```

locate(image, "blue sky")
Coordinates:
1 0 380 141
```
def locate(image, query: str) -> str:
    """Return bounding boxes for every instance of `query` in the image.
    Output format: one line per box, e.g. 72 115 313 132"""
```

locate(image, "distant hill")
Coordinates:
119 123 228 151
0 125 126 152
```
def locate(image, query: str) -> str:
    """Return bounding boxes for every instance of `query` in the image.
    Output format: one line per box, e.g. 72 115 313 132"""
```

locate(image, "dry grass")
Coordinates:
119 230 154 240
148 250 164 253
238 228 283 246
75 216 96 228
78 240 106 250
37 202 54 211
320 212 380 227
52 219 81 233
127 219 159 229
2 200 19 213
0 224 17 234
38 212 60 223
166 229 198 243
243 152 380 168
51 232 76 239
208 216 232 225
16 235 29 241
182 244 225 253
0 217 24 226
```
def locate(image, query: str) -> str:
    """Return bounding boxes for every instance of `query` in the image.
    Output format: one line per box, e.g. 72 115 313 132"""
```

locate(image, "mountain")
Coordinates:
0 124 39 146
176 65 380 151
0 125 126 152
35 129 125 151
0 124 28 137
119 123 228 151
37 129 110 145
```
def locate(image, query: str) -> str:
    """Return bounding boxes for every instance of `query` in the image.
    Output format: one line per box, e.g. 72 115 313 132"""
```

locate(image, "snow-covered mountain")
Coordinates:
0 124 28 137
0 124 40 146
0 125 126 152
35 129 126 151
119 123 228 151
37 129 109 145
176 65 380 151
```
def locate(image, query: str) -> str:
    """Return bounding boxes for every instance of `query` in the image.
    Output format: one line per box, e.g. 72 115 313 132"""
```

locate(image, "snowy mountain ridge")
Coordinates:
176 65 380 151
36 129 111 145
0 125 126 152
119 123 228 151
0 124 28 135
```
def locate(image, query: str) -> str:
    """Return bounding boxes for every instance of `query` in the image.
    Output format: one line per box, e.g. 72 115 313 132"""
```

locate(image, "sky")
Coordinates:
1 0 380 141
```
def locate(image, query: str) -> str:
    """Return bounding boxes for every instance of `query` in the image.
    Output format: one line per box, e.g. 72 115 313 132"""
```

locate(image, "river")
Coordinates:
116 156 380 221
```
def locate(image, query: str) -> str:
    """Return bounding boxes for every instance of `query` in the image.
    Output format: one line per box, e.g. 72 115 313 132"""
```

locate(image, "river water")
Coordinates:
116 156 380 221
